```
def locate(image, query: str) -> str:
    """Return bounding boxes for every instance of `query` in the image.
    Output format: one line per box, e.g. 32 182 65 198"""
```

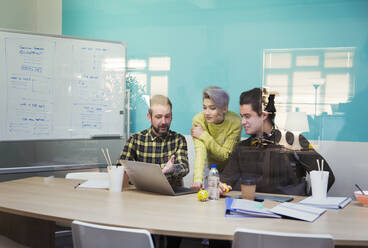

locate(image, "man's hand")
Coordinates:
191 181 204 190
191 123 204 139
162 155 175 174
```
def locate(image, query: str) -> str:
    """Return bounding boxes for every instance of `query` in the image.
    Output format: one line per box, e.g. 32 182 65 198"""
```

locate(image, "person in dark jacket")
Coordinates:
220 88 335 196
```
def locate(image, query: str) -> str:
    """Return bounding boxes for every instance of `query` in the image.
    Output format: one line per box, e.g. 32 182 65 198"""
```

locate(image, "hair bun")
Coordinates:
262 87 278 113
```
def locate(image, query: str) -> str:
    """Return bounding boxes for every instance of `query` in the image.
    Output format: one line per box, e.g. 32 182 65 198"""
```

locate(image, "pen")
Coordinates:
355 184 365 195
74 183 81 189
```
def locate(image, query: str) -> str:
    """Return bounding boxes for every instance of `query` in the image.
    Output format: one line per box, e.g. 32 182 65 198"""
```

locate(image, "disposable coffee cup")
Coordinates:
108 165 125 192
310 170 329 200
241 177 256 200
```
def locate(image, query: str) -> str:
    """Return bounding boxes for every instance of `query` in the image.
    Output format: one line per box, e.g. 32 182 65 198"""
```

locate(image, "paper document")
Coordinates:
299 196 352 209
79 180 109 189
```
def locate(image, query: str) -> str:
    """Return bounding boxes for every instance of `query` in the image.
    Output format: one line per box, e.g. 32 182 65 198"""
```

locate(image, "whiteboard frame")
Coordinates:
0 29 127 142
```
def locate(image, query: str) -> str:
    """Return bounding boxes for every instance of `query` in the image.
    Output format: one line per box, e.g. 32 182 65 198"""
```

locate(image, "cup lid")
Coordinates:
241 177 256 185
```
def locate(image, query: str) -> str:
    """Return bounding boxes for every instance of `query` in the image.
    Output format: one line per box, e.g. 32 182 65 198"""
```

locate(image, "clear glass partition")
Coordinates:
60 0 368 197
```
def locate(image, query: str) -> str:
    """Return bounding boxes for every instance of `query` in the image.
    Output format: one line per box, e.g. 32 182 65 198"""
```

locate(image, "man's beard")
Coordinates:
151 124 169 136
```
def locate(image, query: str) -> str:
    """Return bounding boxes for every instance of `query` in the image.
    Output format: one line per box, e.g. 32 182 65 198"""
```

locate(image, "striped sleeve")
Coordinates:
171 134 189 178
117 135 137 164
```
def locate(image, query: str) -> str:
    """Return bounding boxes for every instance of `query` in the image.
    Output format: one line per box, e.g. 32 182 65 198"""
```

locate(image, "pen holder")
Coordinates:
108 165 125 192
310 170 329 200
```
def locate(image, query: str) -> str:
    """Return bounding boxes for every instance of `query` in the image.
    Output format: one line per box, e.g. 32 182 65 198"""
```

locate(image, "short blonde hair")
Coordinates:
149 95 172 115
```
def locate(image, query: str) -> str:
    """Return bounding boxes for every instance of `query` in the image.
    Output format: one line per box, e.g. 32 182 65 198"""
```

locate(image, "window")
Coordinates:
263 47 355 116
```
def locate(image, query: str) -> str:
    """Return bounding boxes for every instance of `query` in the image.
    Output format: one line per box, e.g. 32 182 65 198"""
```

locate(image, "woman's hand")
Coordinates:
191 123 204 139
191 181 204 190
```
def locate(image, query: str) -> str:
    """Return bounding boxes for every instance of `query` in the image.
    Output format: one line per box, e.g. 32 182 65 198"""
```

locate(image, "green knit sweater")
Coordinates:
192 111 242 183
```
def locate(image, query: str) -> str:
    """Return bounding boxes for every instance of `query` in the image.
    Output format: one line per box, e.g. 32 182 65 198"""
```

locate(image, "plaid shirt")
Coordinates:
118 128 189 186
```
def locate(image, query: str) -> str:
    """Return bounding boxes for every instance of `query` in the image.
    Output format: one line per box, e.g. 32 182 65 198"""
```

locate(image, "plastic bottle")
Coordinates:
207 164 220 200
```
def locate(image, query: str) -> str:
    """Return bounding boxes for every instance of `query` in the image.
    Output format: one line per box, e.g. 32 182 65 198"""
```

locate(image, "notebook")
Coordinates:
122 160 196 196
299 196 352 209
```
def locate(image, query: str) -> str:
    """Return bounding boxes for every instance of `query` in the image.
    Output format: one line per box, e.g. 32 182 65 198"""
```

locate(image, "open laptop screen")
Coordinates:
122 160 195 196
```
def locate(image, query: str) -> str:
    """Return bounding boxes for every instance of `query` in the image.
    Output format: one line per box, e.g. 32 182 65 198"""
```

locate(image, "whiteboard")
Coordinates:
0 30 126 141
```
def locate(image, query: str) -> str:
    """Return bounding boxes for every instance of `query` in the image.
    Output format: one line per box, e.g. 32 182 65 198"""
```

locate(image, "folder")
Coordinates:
225 198 281 218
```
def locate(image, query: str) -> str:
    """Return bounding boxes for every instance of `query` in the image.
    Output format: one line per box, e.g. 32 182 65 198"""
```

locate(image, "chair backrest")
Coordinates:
183 135 195 187
72 220 154 248
65 172 108 181
232 228 334 248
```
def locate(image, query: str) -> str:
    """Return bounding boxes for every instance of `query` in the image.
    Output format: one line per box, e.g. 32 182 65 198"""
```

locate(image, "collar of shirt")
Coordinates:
250 128 276 146
147 127 173 141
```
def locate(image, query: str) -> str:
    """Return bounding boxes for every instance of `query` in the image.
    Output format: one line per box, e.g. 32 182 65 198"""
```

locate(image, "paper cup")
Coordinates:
108 166 125 192
310 170 329 200
241 177 256 200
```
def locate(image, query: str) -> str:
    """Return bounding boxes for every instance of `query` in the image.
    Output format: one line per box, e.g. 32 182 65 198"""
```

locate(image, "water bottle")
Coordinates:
208 164 220 200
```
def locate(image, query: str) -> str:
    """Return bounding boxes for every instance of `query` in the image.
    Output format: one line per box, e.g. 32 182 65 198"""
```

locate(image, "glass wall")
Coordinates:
63 0 368 196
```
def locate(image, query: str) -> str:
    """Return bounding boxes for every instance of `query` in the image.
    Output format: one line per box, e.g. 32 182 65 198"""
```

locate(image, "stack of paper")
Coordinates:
269 202 326 222
299 196 352 209
78 180 109 189
225 198 281 218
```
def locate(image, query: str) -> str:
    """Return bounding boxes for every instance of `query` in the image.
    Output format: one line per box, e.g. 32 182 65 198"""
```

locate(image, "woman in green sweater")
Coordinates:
190 86 242 189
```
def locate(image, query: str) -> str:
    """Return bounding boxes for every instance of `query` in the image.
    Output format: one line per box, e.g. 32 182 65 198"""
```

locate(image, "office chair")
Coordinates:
72 220 155 248
183 135 195 188
232 228 334 248
57 172 109 229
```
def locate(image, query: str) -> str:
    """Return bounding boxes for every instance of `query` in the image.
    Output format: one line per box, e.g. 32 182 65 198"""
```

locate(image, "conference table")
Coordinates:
0 177 367 247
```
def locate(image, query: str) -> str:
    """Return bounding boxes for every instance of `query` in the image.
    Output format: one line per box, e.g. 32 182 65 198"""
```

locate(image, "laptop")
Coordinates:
122 160 197 196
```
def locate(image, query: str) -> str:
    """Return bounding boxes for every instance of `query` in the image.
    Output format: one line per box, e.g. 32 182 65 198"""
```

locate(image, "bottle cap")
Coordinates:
210 164 217 168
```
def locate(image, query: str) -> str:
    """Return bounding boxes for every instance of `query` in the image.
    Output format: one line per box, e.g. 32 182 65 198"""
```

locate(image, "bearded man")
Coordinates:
118 94 189 187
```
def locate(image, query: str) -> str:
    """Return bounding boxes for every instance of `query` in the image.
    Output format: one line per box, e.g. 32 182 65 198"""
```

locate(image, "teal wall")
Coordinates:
62 0 368 142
